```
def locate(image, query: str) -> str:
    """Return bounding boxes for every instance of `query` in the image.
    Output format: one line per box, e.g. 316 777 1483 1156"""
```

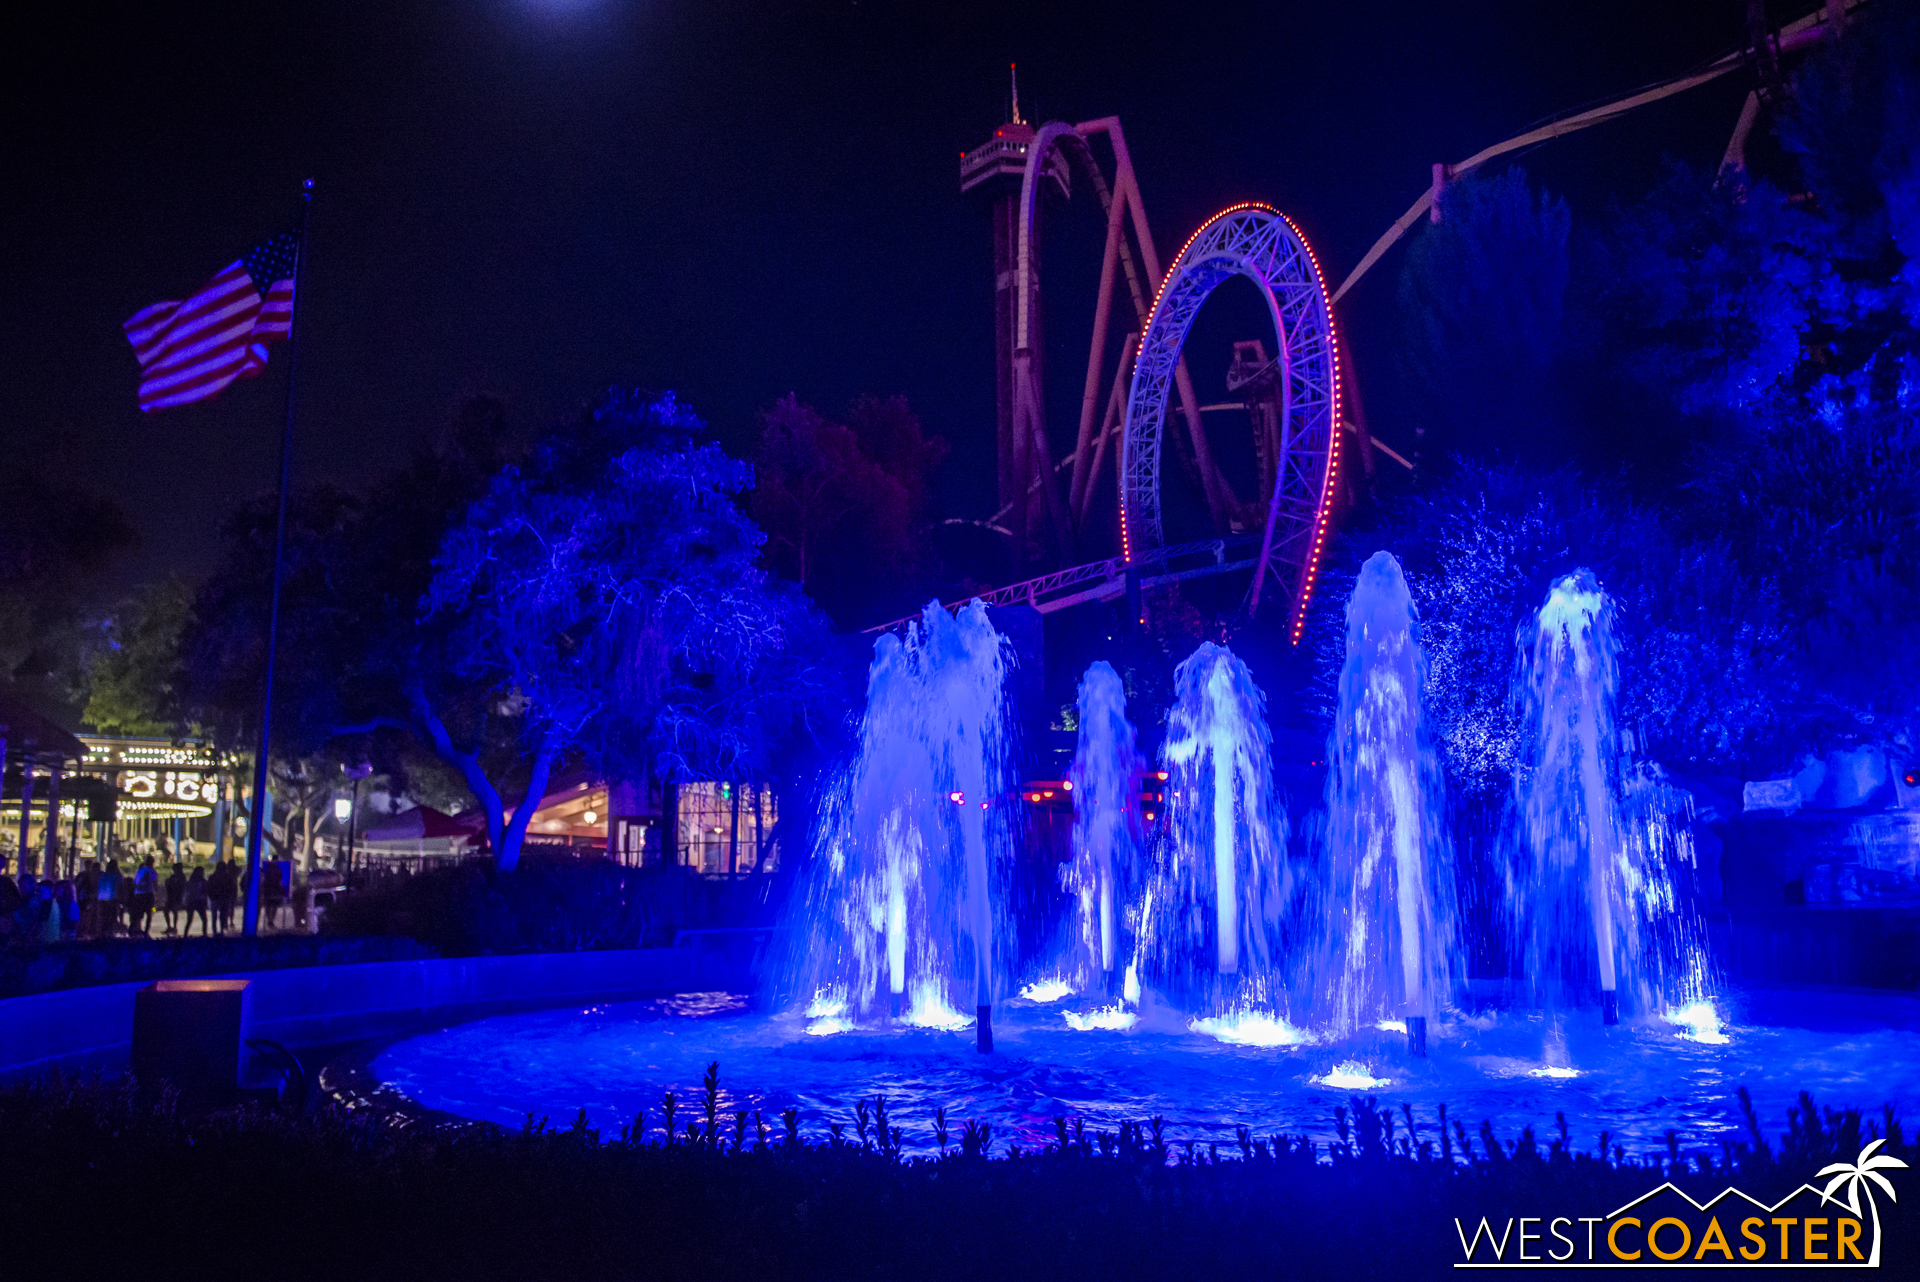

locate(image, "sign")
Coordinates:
117 770 217 803
1454 1141 1908 1268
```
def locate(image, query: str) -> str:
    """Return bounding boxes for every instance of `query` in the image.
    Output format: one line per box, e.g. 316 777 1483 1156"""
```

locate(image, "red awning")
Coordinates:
360 805 484 843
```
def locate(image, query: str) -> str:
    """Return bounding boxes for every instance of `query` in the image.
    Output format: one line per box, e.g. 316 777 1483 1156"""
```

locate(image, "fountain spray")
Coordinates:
1133 643 1289 1011
1319 552 1458 1054
1514 572 1623 1024
1066 661 1145 994
790 599 1013 1046
1510 572 1719 1029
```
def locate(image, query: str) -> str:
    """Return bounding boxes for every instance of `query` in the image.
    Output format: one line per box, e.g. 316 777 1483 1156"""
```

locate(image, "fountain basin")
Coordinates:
370 987 1920 1157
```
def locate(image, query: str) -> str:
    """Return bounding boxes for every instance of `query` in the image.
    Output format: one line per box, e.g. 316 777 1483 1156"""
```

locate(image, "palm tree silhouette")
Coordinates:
1817 1138 1909 1267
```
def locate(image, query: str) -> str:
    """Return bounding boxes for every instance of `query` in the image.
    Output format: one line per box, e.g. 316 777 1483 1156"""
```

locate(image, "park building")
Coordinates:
313 772 779 879
3 695 228 876
7 683 778 884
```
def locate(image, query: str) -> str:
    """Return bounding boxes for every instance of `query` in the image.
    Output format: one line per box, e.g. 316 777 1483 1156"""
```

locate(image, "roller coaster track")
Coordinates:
890 3 1866 642
864 535 1266 633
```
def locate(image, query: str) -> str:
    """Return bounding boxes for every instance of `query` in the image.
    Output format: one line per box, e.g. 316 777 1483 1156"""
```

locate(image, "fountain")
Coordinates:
1132 643 1292 1017
788 599 1014 1050
1508 571 1715 1026
365 561 1916 1168
1314 552 1459 1054
1063 660 1145 996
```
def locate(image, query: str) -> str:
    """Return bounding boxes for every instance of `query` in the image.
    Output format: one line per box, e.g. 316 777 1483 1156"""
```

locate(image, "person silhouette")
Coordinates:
163 862 186 936
182 866 210 938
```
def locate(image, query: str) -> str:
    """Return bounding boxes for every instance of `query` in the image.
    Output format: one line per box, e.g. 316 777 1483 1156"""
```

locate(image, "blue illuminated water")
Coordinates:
372 992 1920 1158
370 573 1919 1157
786 599 1013 1030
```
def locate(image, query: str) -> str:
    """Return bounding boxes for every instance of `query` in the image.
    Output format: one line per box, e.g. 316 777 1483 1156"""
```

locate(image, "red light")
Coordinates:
949 791 964 805
1156 771 1169 781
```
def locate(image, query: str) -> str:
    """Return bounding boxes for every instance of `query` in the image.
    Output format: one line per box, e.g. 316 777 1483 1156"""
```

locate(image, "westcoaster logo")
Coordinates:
1454 1141 1908 1267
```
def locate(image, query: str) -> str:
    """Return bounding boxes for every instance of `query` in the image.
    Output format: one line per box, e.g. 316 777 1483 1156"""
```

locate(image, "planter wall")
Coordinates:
1 938 753 1082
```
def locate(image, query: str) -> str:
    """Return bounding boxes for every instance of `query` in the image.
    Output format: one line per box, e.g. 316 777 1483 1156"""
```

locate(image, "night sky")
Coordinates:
5 0 1756 585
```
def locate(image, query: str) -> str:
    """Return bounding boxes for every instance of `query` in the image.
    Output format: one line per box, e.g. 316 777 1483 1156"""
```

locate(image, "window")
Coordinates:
676 782 777 875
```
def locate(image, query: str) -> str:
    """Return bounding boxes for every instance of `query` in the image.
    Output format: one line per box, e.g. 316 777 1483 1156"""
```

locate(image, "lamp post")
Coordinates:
339 763 370 882
333 792 352 878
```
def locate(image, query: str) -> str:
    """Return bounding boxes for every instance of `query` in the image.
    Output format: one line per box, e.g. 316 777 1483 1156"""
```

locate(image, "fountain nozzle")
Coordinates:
1407 1015 1428 1057
1602 990 1619 1026
976 1005 994 1053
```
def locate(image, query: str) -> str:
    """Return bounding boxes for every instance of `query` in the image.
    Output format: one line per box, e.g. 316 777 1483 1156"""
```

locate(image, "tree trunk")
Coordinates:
406 686 508 861
496 736 557 872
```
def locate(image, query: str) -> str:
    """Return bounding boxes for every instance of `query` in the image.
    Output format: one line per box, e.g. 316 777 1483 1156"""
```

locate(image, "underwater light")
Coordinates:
1064 1005 1138 1031
902 989 973 1030
1191 1011 1315 1047
1314 1061 1390 1089
1664 1001 1731 1044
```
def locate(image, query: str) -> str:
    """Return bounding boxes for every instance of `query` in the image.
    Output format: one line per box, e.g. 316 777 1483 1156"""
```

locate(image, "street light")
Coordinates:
341 762 372 882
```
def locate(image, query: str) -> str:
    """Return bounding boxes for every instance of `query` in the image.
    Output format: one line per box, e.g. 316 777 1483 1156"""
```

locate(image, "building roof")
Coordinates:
0 686 88 766
360 805 484 843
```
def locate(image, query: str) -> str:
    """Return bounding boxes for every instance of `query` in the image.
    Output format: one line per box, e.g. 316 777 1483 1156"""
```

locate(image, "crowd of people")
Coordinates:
0 849 314 945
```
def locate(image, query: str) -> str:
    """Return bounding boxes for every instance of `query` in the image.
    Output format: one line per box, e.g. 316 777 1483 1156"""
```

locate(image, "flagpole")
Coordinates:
242 178 314 938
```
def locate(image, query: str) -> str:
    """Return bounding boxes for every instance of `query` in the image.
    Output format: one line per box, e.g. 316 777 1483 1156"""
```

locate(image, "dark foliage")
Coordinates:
317 853 734 955
81 577 193 735
1398 169 1574 467
0 466 137 714
748 393 948 630
0 934 434 1000
2 1074 1908 1281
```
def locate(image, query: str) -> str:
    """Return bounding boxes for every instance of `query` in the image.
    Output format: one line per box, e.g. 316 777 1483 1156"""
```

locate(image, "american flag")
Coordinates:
123 230 300 411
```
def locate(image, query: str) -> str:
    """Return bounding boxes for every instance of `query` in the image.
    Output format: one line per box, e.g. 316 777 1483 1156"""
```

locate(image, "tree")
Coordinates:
1307 464 1796 791
1816 1139 1910 1269
175 396 521 847
748 394 946 629
0 466 136 718
83 578 193 734
427 391 838 870
1398 169 1573 465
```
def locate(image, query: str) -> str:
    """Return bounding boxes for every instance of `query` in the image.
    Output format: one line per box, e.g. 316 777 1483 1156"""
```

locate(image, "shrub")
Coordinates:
0 1073 1908 1281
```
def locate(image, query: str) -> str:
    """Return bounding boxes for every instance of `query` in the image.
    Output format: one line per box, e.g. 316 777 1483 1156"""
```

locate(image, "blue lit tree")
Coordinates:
426 392 835 870
1397 167 1573 464
1306 464 1797 792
